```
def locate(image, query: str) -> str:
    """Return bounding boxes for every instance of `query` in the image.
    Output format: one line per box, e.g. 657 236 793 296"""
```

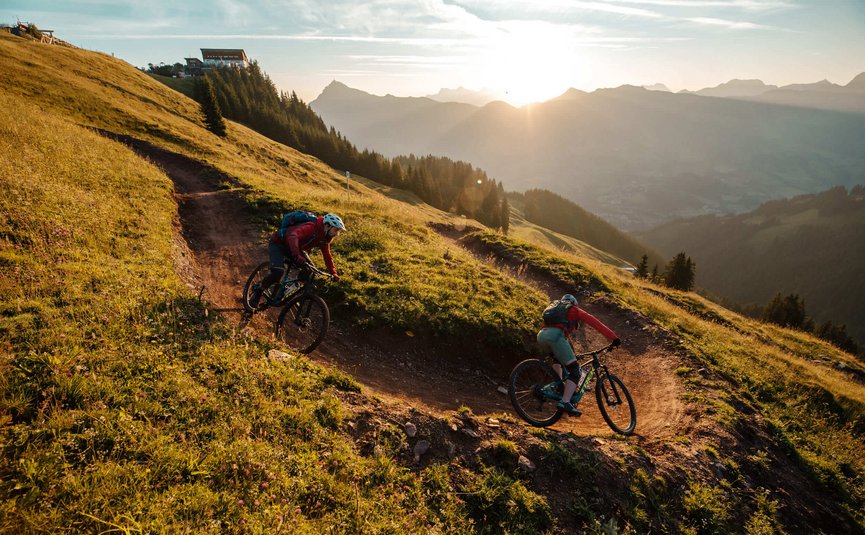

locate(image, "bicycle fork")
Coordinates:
597 369 623 406
293 295 314 326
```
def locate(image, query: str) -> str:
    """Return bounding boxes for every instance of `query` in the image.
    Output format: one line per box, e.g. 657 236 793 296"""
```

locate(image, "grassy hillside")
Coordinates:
1 92 511 533
470 231 865 528
639 186 865 347
2 33 865 533
0 33 544 353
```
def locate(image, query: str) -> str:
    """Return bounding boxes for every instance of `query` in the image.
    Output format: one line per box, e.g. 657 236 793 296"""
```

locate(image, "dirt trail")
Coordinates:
127 136 690 441
439 231 688 438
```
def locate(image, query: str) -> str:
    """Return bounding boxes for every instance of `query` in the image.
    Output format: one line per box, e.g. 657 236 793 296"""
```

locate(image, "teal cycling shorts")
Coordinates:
537 327 577 366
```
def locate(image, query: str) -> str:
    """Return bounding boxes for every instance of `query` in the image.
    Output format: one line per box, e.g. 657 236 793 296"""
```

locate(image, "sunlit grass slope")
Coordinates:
3 33 865 532
0 92 561 533
0 33 547 351
473 230 865 528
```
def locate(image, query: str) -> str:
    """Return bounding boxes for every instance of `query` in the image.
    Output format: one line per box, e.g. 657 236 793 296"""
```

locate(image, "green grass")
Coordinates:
469 228 865 529
0 93 545 533
2 32 865 533
0 34 548 352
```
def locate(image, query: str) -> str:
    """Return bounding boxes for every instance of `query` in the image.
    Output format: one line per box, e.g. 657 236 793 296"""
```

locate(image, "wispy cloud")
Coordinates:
684 17 781 30
606 0 793 9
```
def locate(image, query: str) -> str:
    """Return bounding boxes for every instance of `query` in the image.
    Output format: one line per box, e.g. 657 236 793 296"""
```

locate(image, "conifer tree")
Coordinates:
663 252 695 291
815 320 859 355
499 195 510 234
480 183 500 227
763 293 808 329
636 254 649 278
196 76 227 137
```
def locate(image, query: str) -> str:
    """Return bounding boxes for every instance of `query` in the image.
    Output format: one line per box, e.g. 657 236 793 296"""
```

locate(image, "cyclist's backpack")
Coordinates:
278 210 317 239
543 300 573 327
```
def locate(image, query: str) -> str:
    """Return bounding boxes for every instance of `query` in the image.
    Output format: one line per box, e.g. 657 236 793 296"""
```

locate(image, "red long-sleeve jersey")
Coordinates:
550 306 618 341
270 217 337 276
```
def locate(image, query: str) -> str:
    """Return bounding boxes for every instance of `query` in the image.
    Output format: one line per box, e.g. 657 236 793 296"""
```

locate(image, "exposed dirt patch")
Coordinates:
430 224 690 439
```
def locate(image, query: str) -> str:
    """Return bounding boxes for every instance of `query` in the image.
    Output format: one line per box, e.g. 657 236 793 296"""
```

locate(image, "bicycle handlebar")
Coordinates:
307 263 334 279
573 342 617 359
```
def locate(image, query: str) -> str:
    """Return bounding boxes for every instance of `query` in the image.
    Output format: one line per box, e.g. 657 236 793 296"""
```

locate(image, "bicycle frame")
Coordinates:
544 347 612 403
272 262 328 306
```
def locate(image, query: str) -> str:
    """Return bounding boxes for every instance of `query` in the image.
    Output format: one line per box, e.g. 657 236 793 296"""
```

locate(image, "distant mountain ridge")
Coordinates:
311 78 865 230
683 79 778 98
638 185 865 345
425 86 499 106
679 73 865 114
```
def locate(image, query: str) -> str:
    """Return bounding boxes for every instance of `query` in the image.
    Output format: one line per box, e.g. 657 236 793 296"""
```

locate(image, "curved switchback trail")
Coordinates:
123 135 692 442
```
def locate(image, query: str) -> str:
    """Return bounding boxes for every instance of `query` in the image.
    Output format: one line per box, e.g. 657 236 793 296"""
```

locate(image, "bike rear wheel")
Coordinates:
595 373 636 435
508 359 564 427
275 294 329 354
242 261 274 313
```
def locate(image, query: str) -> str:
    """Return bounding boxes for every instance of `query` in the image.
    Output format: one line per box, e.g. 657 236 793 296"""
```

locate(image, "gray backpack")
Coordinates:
543 300 574 327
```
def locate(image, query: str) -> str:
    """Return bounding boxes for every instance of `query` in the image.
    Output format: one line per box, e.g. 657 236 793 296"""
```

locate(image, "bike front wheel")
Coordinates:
508 359 564 427
275 294 330 354
595 373 636 435
242 261 273 313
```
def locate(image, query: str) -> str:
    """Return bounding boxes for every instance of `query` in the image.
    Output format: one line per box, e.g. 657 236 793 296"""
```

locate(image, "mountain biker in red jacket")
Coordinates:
537 294 620 416
249 213 346 308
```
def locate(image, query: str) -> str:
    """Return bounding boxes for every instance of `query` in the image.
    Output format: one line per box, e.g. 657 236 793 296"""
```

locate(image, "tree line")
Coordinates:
761 293 859 355
195 63 508 230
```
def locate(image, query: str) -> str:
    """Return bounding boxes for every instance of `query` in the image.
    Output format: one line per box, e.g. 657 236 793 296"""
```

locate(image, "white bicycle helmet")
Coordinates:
322 213 346 231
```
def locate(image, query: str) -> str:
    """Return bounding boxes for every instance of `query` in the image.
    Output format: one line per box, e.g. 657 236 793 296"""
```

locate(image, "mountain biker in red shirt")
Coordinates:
249 213 346 308
537 294 620 416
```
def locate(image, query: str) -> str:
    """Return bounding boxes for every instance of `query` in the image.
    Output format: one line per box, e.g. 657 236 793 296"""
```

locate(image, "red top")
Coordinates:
550 306 618 341
270 217 337 276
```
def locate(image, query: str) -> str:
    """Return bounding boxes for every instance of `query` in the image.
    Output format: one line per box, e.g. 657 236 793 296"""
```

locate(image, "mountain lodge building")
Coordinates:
200 49 249 69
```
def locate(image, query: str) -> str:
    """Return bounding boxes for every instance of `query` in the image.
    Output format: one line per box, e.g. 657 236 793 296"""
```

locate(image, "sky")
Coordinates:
4 0 865 106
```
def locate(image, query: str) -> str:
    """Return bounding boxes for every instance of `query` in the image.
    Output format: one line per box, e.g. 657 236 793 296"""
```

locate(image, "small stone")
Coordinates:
486 418 501 428
446 441 456 458
413 440 430 461
497 386 508 395
450 423 459 432
404 422 417 437
592 438 606 446
462 428 479 439
518 455 536 473
267 349 293 361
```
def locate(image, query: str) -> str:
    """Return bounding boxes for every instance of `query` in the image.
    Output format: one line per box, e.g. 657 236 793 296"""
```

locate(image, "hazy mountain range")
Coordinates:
311 74 865 230
425 86 500 106
638 186 865 345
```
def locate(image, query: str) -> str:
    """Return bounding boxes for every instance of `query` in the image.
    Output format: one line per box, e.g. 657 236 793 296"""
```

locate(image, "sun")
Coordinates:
478 21 579 106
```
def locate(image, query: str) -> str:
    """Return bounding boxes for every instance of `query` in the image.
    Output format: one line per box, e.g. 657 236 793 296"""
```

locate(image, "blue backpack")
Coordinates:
543 300 574 328
278 210 317 239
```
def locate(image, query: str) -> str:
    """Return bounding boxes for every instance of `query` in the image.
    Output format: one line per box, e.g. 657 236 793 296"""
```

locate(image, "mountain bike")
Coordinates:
241 261 333 354
508 343 636 435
